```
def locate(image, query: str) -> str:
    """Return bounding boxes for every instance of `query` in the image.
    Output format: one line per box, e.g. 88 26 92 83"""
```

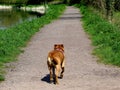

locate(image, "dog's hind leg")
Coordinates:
55 65 60 84
48 66 53 83
47 58 54 83
60 60 65 79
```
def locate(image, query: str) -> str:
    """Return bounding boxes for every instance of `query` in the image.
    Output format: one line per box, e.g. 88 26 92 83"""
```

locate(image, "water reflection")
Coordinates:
0 9 38 30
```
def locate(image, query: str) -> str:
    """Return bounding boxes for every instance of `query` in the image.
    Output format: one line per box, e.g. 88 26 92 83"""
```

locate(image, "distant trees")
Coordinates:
0 0 54 5
0 0 28 4
114 0 120 11
105 0 114 21
62 0 120 22
63 0 80 5
27 0 44 5
79 0 115 22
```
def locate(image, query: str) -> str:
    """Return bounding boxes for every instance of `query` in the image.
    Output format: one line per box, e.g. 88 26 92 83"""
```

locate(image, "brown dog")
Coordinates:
47 44 65 84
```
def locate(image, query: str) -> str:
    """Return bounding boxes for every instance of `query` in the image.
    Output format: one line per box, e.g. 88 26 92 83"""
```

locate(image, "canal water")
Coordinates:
0 9 38 30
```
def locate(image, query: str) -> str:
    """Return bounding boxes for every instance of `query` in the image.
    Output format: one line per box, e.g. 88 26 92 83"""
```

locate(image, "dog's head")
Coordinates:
54 44 64 52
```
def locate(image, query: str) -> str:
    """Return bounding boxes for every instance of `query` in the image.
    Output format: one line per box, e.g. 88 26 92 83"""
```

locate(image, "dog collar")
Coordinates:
56 48 64 53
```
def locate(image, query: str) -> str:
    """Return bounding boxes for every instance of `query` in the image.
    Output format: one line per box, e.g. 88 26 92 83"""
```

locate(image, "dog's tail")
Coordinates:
47 57 52 65
47 56 56 66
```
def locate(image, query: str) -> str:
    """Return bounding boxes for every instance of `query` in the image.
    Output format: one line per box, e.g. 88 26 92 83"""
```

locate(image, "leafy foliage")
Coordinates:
0 0 55 4
114 0 120 11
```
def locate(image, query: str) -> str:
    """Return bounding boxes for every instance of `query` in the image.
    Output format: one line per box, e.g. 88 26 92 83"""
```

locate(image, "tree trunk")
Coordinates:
105 0 114 22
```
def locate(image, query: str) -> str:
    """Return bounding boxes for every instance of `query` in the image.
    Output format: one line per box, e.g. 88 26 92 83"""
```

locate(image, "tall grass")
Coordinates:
77 5 120 67
113 12 120 28
0 4 66 81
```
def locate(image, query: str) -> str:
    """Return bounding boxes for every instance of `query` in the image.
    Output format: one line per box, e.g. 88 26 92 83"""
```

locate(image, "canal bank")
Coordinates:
20 5 48 14
0 5 47 14
0 5 47 30
0 5 12 10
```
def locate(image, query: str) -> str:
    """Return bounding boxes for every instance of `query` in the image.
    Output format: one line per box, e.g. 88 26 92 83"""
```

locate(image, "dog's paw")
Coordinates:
49 81 53 84
54 81 59 85
59 74 63 79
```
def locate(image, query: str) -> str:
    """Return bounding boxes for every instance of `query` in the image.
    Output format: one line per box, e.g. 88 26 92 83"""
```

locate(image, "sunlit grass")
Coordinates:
77 5 120 67
113 12 120 28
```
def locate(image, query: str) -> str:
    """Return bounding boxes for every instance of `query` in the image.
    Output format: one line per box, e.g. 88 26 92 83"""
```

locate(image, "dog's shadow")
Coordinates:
41 74 63 84
41 74 51 83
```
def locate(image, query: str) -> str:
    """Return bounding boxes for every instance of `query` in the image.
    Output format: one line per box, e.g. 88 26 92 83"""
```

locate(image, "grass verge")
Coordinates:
76 5 120 67
0 4 66 81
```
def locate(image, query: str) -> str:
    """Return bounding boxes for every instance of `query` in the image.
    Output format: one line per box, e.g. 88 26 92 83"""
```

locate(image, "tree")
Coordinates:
105 0 115 22
114 0 120 11
27 0 44 5
63 0 80 5
79 0 115 22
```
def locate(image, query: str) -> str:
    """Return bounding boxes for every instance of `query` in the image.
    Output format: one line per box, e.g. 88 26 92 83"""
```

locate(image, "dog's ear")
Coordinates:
54 44 57 48
54 44 58 50
61 44 64 48
61 44 64 52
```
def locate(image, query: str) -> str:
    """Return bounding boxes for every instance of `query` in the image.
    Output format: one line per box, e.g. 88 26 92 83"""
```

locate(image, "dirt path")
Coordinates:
1 6 120 90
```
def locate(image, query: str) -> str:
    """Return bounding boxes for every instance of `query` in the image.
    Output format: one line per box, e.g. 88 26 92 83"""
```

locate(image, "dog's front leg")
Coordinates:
60 67 64 79
60 60 65 79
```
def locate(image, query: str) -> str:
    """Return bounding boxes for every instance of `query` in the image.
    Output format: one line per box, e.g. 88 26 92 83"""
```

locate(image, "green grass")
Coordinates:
113 12 120 28
0 4 66 81
76 5 120 67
